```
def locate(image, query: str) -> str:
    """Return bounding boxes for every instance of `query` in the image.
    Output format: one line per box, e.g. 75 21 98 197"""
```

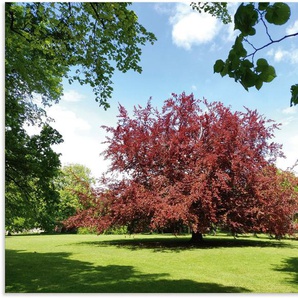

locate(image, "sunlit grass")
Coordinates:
5 233 298 293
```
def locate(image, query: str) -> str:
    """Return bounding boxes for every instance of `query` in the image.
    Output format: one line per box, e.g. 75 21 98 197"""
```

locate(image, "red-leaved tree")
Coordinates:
65 93 298 241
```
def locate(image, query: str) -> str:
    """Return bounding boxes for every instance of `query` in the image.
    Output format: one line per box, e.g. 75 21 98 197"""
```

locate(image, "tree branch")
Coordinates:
244 32 298 61
8 10 32 43
89 3 106 29
259 10 273 42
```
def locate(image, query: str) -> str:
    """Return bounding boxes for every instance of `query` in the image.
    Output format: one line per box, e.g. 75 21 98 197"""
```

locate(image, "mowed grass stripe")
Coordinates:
5 234 298 293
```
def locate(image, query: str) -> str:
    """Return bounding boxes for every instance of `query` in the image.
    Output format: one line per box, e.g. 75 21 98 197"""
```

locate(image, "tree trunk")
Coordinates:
190 231 203 243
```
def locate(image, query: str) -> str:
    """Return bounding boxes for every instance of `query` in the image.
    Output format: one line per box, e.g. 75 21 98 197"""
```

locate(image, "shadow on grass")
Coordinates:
5 249 250 293
76 236 294 253
274 257 298 287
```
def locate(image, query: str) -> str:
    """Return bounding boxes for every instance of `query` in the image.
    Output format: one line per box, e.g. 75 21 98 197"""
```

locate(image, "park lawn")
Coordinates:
5 233 298 293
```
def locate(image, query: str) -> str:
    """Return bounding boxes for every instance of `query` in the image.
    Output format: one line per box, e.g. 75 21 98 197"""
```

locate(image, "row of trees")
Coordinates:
65 93 298 241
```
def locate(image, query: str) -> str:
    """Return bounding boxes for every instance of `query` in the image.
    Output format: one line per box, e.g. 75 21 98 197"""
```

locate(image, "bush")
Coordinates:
77 227 97 235
104 226 128 235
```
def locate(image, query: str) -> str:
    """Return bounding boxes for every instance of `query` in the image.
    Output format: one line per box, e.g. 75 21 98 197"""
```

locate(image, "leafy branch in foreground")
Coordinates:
192 2 298 106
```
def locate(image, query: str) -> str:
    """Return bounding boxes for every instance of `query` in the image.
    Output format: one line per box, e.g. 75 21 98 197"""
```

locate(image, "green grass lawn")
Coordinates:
5 233 298 293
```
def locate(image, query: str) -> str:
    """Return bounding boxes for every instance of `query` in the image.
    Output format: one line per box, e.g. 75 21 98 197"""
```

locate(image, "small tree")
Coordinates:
55 164 95 229
66 93 298 241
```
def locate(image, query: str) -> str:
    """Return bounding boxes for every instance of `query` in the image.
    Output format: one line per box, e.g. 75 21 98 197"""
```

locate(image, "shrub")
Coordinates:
104 226 128 235
77 227 97 235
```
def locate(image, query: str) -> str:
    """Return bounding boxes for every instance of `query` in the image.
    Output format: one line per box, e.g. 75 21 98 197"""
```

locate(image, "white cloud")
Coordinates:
47 105 91 137
46 104 107 178
170 3 221 50
282 106 298 115
51 136 108 179
275 125 298 170
267 47 298 64
223 22 238 43
274 49 285 62
62 90 86 102
275 132 298 173
23 94 117 178
274 110 298 173
286 20 298 35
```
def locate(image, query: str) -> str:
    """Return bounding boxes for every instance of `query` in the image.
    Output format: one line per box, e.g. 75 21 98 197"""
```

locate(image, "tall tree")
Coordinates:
191 2 298 106
65 93 298 241
5 3 156 230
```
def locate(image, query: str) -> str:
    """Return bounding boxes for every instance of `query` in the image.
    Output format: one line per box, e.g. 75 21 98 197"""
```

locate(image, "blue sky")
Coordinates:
27 2 298 178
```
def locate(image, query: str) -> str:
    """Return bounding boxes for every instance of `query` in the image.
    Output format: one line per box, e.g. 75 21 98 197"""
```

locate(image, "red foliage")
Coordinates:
65 93 298 237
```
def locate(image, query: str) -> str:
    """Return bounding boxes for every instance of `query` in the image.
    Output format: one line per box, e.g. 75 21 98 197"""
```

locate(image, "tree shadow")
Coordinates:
274 257 298 287
77 236 294 253
5 249 250 293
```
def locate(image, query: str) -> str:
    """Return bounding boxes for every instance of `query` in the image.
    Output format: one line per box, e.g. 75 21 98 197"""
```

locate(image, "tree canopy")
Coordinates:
5 121 63 232
65 93 298 240
5 2 156 231
6 2 156 109
191 2 298 106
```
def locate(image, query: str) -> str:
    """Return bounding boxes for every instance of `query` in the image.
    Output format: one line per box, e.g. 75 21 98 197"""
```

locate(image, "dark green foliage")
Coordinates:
234 3 258 36
265 3 291 25
5 122 63 232
290 84 298 106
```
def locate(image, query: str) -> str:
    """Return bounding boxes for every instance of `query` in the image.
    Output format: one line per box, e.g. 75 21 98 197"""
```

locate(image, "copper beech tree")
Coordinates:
65 93 298 241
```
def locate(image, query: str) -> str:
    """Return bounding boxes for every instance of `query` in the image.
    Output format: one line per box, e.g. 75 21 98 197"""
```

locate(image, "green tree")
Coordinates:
5 2 156 231
5 121 63 232
191 2 298 106
55 164 95 226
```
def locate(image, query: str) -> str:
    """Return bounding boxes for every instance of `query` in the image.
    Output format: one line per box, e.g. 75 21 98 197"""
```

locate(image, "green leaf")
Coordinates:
290 84 298 106
241 68 257 89
260 66 276 83
241 59 253 69
220 63 229 77
214 59 225 73
265 3 291 25
258 3 270 11
255 78 263 90
233 36 247 57
230 57 240 71
256 58 269 72
234 4 258 36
